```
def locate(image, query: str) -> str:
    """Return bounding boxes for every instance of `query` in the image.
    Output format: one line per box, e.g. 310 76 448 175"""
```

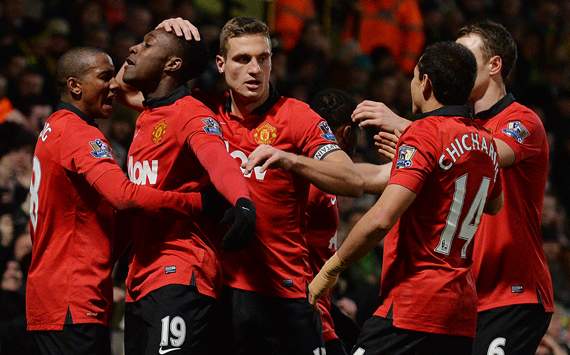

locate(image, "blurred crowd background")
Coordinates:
0 0 569 354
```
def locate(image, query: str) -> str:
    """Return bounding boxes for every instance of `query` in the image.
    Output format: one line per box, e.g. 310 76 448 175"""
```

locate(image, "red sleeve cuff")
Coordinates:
388 172 424 193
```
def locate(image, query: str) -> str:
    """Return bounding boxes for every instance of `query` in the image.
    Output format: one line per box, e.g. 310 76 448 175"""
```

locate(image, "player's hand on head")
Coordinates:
220 198 256 251
374 129 401 161
352 100 409 133
156 17 200 41
243 145 297 174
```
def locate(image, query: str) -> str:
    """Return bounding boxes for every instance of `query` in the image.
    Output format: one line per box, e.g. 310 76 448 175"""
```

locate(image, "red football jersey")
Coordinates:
374 106 501 337
27 104 120 330
472 94 554 312
27 103 205 330
125 87 249 302
306 185 340 341
215 89 341 298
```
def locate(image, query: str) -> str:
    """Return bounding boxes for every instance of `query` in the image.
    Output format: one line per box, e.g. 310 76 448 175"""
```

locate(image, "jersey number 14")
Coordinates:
435 174 491 258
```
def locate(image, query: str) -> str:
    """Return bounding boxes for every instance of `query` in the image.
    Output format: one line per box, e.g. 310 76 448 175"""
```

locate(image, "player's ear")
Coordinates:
421 74 432 101
341 125 352 146
67 77 82 99
215 54 225 74
488 55 502 77
164 56 183 74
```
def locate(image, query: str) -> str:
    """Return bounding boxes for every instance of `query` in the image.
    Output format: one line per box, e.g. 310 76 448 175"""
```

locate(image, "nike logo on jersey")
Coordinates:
158 347 181 354
330 196 337 206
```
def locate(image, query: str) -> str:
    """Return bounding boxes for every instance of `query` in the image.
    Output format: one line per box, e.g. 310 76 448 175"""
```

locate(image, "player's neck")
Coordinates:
63 99 92 119
143 78 181 102
473 79 507 114
229 89 270 119
420 99 443 114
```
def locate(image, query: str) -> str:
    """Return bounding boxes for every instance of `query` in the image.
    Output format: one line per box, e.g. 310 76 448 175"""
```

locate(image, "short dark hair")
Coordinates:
310 89 356 131
219 17 270 57
457 21 517 81
418 42 477 106
55 47 107 95
166 31 209 82
310 89 357 153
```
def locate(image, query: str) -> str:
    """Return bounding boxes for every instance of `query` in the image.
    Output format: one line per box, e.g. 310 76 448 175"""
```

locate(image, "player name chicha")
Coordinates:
438 132 499 173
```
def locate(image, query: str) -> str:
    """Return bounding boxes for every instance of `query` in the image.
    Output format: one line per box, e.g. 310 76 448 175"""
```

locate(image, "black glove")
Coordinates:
220 198 256 250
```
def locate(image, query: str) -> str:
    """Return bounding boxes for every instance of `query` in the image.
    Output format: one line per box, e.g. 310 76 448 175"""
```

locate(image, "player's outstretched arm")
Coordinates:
244 145 364 197
354 163 392 194
88 162 203 215
309 184 416 304
352 100 411 133
191 138 256 250
67 128 201 215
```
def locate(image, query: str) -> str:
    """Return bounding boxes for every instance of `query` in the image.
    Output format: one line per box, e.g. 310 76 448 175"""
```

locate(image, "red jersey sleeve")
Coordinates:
291 103 341 160
179 113 250 205
60 119 203 215
60 120 118 183
494 110 545 163
388 120 439 193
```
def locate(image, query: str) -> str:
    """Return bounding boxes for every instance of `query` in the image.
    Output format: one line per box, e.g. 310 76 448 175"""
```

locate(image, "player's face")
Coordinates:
456 34 490 102
123 30 170 91
79 53 115 119
410 65 423 114
217 34 272 105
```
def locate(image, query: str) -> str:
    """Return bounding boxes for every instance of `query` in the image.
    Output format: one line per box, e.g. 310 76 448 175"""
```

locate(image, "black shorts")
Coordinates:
326 338 349 355
472 304 552 355
352 316 473 355
209 287 324 355
331 302 360 351
32 323 110 355
124 284 215 355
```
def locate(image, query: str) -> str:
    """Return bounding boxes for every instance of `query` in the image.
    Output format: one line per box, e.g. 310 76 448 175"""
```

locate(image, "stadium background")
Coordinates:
0 0 568 354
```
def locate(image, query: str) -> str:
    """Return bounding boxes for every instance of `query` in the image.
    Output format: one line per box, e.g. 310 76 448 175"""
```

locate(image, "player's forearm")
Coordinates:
336 207 389 265
337 184 416 263
91 166 202 214
194 140 250 205
290 155 364 197
355 163 391 194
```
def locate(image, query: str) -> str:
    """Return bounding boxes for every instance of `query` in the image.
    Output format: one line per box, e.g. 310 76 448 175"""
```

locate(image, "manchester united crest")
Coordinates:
152 120 167 144
253 122 278 145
